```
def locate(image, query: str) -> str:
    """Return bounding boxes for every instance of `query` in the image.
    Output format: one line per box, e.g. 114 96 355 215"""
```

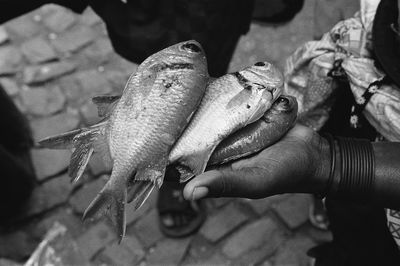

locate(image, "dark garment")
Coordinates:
89 0 254 76
0 86 35 225
0 0 254 77
311 81 400 265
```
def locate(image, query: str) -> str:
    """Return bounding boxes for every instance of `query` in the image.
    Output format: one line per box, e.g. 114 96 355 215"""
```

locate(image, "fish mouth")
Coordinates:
247 62 284 90
273 95 298 113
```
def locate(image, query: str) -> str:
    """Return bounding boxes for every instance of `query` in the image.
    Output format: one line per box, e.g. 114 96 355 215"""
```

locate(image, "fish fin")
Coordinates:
68 124 107 183
176 164 195 183
135 167 165 189
127 181 155 209
226 89 252 109
92 95 121 117
83 179 127 242
180 147 214 179
38 128 83 149
246 103 269 125
69 145 94 183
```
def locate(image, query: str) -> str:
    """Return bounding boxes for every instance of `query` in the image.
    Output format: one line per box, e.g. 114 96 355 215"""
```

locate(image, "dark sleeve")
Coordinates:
0 0 88 24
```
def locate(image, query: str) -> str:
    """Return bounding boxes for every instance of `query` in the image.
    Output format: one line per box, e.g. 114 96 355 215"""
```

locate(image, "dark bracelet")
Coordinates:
327 137 375 201
317 133 336 199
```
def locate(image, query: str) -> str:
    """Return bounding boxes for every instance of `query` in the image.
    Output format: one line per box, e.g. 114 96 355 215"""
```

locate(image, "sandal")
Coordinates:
157 181 206 238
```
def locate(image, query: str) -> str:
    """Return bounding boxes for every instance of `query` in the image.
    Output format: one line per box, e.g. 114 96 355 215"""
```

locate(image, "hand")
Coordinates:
183 124 330 200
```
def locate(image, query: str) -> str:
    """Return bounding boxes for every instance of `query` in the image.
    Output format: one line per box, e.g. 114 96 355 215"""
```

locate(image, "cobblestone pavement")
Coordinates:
0 1 333 265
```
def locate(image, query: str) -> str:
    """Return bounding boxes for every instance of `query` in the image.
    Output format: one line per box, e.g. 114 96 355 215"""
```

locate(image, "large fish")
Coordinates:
39 40 209 240
208 95 298 166
168 61 283 182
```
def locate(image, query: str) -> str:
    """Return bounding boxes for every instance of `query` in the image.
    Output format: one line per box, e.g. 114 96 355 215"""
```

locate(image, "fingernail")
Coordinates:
192 187 208 200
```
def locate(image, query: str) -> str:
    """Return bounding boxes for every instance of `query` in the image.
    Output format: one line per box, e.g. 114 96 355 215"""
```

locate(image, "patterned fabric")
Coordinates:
283 0 400 248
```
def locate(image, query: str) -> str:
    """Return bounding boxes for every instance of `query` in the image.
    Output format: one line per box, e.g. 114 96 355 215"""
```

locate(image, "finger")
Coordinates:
183 168 269 200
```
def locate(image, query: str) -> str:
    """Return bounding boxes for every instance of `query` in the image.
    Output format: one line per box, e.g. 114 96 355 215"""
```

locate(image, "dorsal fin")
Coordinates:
92 95 121 117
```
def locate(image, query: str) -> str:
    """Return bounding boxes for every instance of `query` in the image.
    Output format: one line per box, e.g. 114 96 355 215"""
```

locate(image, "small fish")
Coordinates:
39 40 209 241
168 61 283 182
208 95 298 165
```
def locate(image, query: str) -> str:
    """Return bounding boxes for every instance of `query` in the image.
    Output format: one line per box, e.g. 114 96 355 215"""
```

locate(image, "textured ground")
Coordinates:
0 0 333 265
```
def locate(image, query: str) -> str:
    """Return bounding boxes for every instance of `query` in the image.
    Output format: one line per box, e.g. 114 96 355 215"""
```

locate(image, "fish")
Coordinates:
168 61 284 182
208 95 298 166
38 40 209 241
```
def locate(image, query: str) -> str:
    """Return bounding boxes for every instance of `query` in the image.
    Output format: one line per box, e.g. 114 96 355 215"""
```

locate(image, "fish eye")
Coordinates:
277 96 290 106
255 62 266 66
181 43 201 53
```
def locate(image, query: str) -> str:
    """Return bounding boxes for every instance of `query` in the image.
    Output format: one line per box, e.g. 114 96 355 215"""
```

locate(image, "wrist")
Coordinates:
310 133 332 195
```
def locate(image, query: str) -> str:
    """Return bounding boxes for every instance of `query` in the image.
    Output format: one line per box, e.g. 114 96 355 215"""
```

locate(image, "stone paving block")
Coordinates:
272 194 311 229
30 111 80 142
99 236 145 266
133 209 164 248
59 76 86 107
5 14 41 38
88 152 111 176
33 208 85 239
0 46 22 74
52 26 97 53
74 69 113 97
222 216 282 259
0 230 37 261
80 7 102 26
104 69 130 92
200 203 249 242
20 86 66 116
186 235 215 262
235 227 287 266
146 237 192 265
70 176 108 214
0 78 19 96
32 148 71 180
272 235 315 266
183 252 231 266
76 222 116 260
84 37 114 63
23 61 77 84
0 26 9 44
20 37 57 63
245 194 290 215
126 188 157 226
43 7 76 33
126 198 151 226
26 174 73 216
260 260 273 266
0 258 22 266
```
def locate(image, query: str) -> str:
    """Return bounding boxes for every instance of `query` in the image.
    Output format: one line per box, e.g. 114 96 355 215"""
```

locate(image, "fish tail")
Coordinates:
180 147 214 180
39 122 108 183
127 181 155 210
83 178 127 242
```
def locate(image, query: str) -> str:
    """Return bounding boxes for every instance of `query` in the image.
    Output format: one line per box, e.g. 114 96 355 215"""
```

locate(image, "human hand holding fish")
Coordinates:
183 124 330 202
38 40 295 241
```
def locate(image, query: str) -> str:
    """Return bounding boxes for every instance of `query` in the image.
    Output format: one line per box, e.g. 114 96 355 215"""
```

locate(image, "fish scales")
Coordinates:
169 61 284 182
208 95 298 165
38 40 209 241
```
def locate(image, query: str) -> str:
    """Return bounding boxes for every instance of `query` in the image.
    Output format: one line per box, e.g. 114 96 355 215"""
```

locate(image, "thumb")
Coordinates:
183 168 268 200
